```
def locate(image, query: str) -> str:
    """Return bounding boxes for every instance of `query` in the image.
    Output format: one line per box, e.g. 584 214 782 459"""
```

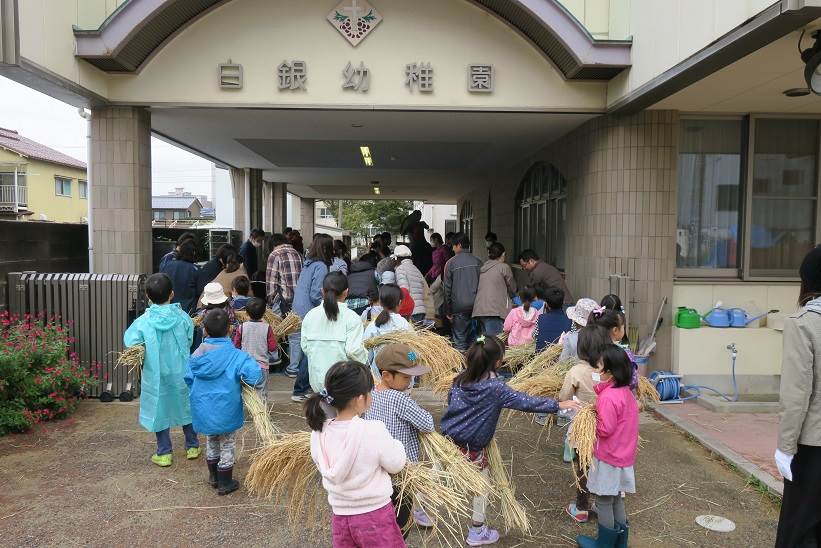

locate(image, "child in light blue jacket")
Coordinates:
185 308 261 496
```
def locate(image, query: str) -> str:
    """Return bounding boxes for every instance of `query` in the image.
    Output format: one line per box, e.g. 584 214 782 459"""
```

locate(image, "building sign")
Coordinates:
277 60 307 91
468 64 494 92
405 62 434 92
328 0 382 47
218 62 243 89
342 61 370 92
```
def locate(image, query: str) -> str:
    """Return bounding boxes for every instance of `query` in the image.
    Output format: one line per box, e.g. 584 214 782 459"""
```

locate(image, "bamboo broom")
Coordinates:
486 439 531 534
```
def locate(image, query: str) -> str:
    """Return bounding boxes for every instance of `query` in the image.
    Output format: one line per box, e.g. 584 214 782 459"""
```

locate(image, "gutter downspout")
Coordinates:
78 108 93 272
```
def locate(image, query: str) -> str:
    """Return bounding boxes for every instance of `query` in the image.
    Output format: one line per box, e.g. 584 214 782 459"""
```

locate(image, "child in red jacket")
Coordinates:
577 345 639 548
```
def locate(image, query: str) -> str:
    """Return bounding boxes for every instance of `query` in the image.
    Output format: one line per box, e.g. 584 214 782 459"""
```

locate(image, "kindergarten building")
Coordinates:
2 0 821 395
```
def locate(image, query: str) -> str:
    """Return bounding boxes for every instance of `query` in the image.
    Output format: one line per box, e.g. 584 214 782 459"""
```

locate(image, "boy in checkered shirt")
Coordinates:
363 343 435 532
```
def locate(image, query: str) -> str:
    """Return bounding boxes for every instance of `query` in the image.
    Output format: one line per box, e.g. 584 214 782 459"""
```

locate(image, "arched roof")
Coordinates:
74 0 631 79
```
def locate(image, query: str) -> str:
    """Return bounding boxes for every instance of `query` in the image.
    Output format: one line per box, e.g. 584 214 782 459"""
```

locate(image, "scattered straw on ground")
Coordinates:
117 344 145 379
486 439 531 534
567 404 597 489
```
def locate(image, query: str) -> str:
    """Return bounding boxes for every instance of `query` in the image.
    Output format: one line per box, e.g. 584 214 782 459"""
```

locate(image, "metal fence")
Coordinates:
7 272 147 398
0 184 27 208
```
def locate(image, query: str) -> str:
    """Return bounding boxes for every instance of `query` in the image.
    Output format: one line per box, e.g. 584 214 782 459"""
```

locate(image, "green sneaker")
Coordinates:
186 447 202 460
151 453 172 467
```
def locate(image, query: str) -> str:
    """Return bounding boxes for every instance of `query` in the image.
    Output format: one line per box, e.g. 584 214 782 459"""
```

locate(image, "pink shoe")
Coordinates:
466 524 500 546
566 503 590 523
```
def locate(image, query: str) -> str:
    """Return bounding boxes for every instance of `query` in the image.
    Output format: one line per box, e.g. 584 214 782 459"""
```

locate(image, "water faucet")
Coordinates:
726 343 737 357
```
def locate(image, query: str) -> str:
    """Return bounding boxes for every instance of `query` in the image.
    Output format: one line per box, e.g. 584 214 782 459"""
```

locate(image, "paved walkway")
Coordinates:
654 401 782 496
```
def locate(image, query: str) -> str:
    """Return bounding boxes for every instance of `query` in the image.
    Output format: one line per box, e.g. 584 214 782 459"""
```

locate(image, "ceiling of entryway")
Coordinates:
149 108 596 201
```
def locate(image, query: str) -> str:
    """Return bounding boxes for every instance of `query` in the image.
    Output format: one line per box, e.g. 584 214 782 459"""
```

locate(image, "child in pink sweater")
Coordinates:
503 286 542 346
577 345 639 548
306 360 407 548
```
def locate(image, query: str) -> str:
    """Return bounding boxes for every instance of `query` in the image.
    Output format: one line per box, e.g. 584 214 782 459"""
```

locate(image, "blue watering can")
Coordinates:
702 307 732 328
729 308 778 328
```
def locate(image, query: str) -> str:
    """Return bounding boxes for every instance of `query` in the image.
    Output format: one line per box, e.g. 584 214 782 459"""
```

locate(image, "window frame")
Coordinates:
675 114 747 280
515 162 567 271
78 180 88 200
676 114 821 281
54 176 72 197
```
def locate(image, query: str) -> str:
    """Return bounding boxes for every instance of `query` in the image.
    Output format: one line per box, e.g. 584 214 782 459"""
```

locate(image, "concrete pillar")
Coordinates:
262 181 273 233
273 182 287 232
300 197 315 237
231 167 246 236
90 106 152 273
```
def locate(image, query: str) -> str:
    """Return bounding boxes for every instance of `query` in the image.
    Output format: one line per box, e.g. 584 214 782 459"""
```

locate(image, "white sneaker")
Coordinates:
291 394 309 403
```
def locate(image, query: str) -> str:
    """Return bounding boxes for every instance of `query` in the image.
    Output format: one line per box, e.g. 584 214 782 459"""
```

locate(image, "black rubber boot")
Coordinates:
207 459 219 488
217 466 239 496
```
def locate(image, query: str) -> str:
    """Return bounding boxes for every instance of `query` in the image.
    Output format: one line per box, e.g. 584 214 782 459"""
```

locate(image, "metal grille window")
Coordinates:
460 200 473 249
55 176 72 197
516 162 567 270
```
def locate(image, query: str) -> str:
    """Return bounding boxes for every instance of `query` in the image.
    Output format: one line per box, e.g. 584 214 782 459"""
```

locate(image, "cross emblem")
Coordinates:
327 0 383 47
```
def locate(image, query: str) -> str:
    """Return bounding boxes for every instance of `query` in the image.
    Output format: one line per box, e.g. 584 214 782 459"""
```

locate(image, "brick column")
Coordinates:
90 106 152 274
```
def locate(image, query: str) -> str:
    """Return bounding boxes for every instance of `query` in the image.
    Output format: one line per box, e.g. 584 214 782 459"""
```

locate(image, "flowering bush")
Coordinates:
0 311 98 435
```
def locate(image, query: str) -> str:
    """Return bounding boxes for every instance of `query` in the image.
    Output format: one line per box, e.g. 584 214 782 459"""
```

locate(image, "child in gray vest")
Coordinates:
232 297 277 401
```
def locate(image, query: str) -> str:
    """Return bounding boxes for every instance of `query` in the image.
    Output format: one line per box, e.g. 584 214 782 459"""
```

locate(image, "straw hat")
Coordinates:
201 282 228 305
566 298 599 326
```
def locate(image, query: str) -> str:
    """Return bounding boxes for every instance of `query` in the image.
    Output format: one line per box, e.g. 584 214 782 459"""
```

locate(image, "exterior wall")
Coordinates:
0 148 87 222
671 282 801 393
606 0 776 107
299 197 315 237
90 106 152 273
101 0 606 110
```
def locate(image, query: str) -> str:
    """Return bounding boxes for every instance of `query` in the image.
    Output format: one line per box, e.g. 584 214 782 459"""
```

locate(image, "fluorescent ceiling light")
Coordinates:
360 146 373 167
373 186 381 195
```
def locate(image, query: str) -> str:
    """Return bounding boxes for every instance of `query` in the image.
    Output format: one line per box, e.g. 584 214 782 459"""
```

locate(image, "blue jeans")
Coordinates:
451 312 475 352
476 316 504 338
289 331 311 396
155 424 199 456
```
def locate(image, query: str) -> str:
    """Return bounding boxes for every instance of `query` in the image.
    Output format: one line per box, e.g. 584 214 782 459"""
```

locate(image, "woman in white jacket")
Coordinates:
393 245 427 323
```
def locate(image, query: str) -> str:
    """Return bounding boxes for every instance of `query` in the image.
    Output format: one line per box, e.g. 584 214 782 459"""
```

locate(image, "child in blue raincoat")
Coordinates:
123 273 199 467
185 308 262 496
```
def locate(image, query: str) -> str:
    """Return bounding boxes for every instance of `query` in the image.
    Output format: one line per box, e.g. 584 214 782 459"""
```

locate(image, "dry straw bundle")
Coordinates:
567 403 598 488
508 344 563 385
486 439 531 534
273 312 301 339
419 432 492 497
192 314 203 328
636 375 660 410
502 342 536 373
244 431 329 530
241 385 280 446
508 359 574 400
235 309 283 330
363 328 464 386
117 344 145 379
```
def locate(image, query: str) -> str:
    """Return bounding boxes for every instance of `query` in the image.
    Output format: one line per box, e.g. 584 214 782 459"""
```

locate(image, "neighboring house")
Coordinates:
0 128 87 223
151 195 203 221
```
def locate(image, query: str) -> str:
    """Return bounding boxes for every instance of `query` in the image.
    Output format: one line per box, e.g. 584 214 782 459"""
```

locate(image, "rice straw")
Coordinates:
508 344 563 385
502 342 536 372
241 384 280 445
567 403 597 489
636 375 660 410
117 344 145 379
273 312 301 339
486 439 531 533
364 328 464 387
419 432 492 497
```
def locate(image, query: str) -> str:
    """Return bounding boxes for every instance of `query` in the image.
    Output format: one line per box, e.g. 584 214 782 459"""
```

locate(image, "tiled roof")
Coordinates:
152 196 201 210
0 128 86 170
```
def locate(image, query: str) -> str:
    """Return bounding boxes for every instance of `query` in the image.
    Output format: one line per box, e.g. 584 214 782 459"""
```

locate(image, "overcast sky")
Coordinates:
0 76 214 199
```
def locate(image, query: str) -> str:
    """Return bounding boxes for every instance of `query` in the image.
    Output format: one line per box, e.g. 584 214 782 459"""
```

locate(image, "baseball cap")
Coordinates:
375 343 430 377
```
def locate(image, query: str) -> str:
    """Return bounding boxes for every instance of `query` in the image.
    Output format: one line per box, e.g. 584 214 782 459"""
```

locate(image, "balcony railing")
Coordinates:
0 185 28 208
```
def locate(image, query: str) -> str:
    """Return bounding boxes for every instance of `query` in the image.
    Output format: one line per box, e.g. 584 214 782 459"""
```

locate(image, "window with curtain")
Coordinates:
515 162 567 270
750 119 818 275
676 119 743 271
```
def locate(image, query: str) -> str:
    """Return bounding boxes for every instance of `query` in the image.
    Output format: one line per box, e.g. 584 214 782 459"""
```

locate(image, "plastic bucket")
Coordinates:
634 354 650 377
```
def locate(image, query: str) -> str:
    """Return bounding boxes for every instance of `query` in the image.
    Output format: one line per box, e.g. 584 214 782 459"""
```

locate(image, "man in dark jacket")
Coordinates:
443 232 482 351
239 228 265 278
409 224 433 276
518 249 573 305
160 242 203 314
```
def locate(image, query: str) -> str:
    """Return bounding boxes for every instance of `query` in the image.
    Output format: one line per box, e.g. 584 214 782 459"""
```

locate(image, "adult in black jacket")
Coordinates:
346 252 378 315
239 228 265 278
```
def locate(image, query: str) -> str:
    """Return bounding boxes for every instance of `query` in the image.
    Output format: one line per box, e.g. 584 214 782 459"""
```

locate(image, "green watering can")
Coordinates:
675 307 702 329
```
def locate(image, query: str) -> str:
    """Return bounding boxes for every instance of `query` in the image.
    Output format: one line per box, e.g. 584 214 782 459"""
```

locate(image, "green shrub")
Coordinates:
0 311 98 435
